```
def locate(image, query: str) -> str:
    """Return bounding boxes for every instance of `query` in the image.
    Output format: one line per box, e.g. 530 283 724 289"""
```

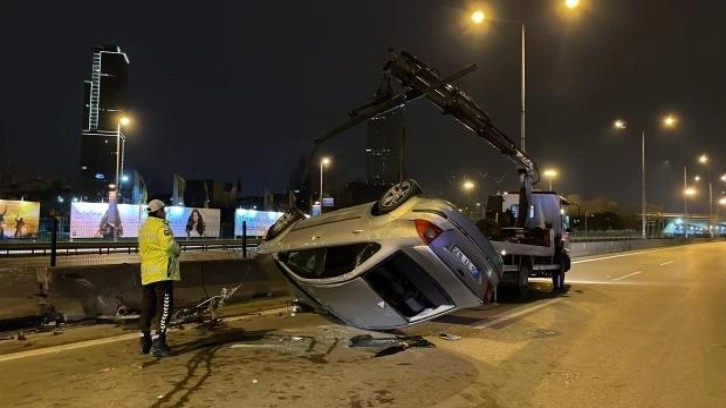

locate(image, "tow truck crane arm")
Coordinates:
310 49 539 227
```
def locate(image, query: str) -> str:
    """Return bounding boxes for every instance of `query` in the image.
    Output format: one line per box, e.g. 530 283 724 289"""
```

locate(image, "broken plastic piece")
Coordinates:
439 332 462 341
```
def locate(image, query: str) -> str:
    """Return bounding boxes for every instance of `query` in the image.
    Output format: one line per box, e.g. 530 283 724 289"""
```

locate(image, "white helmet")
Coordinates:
147 199 166 214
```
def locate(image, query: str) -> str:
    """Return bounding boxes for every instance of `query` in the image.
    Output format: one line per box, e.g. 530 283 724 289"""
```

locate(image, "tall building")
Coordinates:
366 109 404 186
79 45 129 197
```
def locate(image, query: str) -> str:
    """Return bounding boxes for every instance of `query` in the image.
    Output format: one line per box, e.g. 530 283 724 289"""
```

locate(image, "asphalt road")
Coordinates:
0 242 724 407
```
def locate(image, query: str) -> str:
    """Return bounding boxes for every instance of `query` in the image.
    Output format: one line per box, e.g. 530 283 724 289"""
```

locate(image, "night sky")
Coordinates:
1 1 724 214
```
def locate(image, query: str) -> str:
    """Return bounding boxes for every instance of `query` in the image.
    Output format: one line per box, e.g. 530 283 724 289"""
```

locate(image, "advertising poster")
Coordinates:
70 203 221 239
70 202 146 239
165 206 221 239
234 209 284 237
0 199 41 239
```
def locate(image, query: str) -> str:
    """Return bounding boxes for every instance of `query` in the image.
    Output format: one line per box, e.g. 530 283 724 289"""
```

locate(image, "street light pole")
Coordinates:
641 130 646 239
520 22 526 153
115 121 121 191
319 157 330 214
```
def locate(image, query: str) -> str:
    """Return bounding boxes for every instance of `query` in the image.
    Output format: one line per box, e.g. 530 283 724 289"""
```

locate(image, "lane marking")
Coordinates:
571 245 685 265
659 261 674 266
572 251 650 265
473 297 565 329
612 271 642 281
0 306 290 364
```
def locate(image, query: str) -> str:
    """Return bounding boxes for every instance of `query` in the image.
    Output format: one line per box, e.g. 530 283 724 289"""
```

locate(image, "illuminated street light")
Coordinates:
115 116 131 199
471 10 485 24
462 180 476 217
684 187 697 196
565 0 580 9
543 169 558 190
694 175 701 182
698 154 709 164
720 197 726 206
319 157 331 214
613 115 678 238
663 115 677 127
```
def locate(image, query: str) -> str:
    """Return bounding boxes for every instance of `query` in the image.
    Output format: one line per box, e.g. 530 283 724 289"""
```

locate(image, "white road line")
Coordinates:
473 298 565 329
612 271 643 281
572 251 650 264
659 261 674 266
0 306 290 363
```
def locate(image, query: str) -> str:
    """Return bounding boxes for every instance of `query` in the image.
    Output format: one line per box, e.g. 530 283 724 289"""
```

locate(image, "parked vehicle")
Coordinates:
256 179 503 330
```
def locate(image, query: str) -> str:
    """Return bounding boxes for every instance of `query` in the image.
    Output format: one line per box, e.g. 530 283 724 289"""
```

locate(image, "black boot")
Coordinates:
150 333 172 357
139 332 152 354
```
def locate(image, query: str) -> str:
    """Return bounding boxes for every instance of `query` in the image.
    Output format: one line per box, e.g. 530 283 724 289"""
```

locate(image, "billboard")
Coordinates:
0 200 40 239
70 203 221 239
234 209 284 237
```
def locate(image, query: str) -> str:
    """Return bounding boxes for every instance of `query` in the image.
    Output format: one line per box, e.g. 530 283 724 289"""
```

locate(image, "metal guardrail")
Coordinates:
0 238 262 257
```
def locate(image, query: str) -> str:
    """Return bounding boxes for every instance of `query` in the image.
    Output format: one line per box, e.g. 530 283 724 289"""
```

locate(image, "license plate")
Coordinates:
451 246 481 279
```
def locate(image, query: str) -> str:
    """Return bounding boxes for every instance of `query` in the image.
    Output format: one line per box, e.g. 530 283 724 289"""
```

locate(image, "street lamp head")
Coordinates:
321 157 331 166
694 175 701 182
698 154 709 164
684 187 697 196
543 169 558 178
564 0 580 9
119 117 131 126
721 174 726 182
720 197 726 206
471 10 485 24
462 180 475 191
613 119 626 130
662 115 677 128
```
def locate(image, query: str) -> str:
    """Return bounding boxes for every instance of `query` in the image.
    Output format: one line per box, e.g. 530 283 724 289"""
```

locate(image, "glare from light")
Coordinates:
719 197 726 206
565 0 580 9
543 169 559 178
463 180 475 191
321 157 331 166
613 119 626 129
684 187 697 196
721 174 726 182
121 174 130 183
119 116 131 126
698 154 709 164
471 10 485 24
663 115 677 127
694 175 701 182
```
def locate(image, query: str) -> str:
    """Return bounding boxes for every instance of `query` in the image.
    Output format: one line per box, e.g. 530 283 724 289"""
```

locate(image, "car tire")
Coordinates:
264 208 306 240
373 179 422 215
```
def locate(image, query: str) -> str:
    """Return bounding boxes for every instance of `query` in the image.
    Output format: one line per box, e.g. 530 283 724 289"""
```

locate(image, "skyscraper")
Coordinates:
80 45 129 195
365 109 404 186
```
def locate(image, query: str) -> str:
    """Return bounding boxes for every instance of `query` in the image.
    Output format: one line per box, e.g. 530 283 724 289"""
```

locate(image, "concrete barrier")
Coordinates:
570 238 689 257
39 257 291 322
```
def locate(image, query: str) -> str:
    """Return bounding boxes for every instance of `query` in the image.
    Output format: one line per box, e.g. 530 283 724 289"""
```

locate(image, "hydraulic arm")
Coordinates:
313 49 540 227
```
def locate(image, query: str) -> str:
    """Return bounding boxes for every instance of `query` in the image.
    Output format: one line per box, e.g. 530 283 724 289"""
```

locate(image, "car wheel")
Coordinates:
264 208 305 240
374 179 422 215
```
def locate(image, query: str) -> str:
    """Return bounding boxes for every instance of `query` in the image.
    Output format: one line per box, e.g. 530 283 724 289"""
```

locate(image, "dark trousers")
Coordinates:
140 280 174 335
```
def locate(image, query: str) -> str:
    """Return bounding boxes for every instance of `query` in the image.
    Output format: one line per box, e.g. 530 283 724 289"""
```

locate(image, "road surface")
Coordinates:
0 241 724 407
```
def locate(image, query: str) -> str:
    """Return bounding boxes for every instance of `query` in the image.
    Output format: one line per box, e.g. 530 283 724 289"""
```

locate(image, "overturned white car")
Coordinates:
256 180 503 330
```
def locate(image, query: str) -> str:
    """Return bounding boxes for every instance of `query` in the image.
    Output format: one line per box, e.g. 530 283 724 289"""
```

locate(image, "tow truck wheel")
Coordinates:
374 179 422 215
518 262 531 299
552 252 568 292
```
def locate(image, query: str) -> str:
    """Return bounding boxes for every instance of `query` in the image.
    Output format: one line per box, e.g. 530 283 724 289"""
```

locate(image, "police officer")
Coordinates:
138 199 181 357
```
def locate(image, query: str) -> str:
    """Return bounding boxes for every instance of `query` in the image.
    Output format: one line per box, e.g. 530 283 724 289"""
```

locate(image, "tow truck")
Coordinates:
308 49 571 298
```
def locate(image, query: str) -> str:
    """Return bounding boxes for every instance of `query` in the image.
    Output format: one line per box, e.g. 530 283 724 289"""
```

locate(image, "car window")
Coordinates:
281 243 381 279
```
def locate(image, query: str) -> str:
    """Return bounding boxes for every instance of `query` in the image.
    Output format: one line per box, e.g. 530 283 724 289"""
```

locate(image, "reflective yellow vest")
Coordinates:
138 216 181 285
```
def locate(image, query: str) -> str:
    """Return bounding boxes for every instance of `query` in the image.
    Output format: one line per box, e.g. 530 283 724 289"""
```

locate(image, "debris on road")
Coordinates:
347 334 435 358
439 332 462 341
